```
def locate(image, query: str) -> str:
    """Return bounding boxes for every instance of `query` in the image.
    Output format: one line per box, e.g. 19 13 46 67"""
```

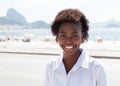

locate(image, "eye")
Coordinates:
72 34 79 37
71 34 80 40
72 34 79 38
58 34 66 39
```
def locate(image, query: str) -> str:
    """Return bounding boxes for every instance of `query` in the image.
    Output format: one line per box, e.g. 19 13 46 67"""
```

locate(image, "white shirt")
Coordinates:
44 49 107 86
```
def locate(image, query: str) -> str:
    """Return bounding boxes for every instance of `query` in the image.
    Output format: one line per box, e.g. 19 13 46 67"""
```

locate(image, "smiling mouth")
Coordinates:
65 45 73 49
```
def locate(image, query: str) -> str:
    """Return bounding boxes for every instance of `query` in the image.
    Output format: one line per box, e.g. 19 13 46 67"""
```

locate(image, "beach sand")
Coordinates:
0 53 120 86
0 40 120 58
0 40 120 50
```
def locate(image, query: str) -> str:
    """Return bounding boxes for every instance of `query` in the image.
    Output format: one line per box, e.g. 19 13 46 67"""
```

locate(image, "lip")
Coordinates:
64 45 75 52
65 45 73 49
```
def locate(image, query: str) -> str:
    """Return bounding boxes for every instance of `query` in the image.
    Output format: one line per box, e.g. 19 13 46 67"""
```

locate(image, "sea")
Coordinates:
0 28 120 41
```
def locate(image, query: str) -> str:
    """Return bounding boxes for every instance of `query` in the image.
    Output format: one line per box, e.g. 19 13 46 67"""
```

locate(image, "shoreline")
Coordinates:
0 40 120 58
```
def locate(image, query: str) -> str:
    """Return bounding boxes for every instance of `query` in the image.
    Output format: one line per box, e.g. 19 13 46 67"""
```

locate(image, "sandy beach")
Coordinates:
0 41 120 86
0 40 120 58
0 53 120 86
0 40 120 50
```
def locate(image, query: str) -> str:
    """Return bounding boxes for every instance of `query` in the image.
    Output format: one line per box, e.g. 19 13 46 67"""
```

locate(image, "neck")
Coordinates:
63 49 81 74
63 49 81 59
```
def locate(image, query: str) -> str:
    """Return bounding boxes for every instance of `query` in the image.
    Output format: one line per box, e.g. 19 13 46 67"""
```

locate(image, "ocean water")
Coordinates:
89 28 120 41
0 28 120 41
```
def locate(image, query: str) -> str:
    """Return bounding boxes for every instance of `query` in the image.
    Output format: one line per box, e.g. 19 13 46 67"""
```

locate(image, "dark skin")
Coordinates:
63 49 81 74
56 22 84 74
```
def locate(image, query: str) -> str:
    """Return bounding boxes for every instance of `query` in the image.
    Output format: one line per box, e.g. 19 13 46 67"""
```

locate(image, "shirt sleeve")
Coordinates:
96 64 107 86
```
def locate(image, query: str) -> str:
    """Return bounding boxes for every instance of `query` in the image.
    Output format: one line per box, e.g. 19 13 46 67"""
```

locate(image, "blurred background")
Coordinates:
0 0 120 86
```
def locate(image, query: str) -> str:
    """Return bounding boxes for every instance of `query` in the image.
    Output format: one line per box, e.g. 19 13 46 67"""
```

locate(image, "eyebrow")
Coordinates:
72 32 79 34
59 32 66 34
59 32 79 34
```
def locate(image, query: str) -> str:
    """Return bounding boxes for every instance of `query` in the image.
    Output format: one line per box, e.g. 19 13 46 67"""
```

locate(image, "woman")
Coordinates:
44 8 107 86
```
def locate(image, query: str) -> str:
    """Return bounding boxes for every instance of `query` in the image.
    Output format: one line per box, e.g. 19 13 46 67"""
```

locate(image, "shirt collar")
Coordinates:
53 52 64 70
53 49 90 71
77 49 90 68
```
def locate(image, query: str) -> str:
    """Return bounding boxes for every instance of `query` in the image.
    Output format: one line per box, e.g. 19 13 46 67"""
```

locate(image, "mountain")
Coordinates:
6 8 28 25
0 8 50 29
90 19 120 28
30 20 49 29
104 19 120 28
0 8 28 25
0 8 119 29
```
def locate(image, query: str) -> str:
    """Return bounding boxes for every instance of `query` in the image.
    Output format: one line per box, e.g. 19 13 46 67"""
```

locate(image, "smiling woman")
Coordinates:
44 8 107 86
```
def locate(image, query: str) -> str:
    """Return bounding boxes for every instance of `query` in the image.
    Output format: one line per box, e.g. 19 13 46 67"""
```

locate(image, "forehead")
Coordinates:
59 22 82 33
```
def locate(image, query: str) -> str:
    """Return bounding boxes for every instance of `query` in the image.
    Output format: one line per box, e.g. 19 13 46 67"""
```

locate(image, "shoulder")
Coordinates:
82 49 105 70
89 58 107 85
89 57 106 75
92 58 105 68
89 57 105 68
46 56 61 71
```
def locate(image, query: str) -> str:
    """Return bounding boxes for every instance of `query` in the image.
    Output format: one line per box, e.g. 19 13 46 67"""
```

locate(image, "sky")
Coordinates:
0 0 120 23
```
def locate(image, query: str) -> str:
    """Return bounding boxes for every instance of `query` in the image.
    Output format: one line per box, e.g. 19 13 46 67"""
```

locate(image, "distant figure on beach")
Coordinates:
44 9 107 86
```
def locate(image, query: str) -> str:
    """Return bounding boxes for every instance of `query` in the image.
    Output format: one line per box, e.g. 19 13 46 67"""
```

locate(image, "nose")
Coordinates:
66 37 72 43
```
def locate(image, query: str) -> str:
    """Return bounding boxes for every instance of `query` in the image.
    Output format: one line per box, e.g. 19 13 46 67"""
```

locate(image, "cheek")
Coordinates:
57 39 64 45
73 37 82 43
74 40 82 45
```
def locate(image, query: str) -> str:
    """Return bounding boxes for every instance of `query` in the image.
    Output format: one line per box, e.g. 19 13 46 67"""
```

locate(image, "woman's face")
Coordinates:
56 22 83 55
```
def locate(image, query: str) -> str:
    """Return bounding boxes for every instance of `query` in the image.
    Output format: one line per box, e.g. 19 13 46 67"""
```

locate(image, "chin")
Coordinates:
64 48 79 55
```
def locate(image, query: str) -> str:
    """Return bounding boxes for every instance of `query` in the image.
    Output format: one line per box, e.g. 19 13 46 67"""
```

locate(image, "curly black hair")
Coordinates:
51 9 89 41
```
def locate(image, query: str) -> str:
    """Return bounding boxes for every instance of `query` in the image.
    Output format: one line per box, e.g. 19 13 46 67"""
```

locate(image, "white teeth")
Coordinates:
65 46 73 49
